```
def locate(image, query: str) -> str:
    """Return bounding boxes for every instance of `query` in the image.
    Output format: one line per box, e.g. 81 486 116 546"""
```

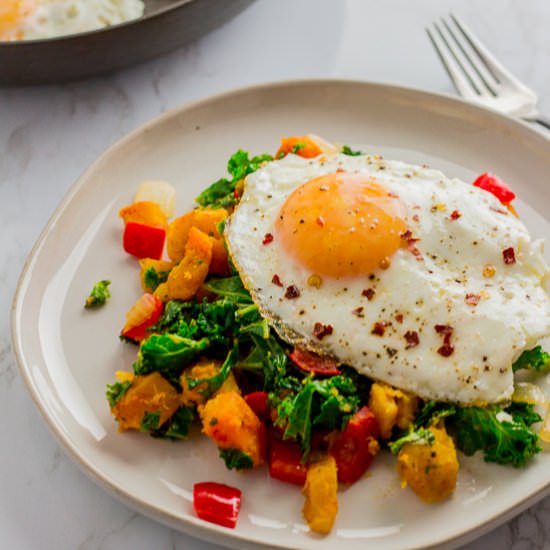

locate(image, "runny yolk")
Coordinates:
275 172 408 278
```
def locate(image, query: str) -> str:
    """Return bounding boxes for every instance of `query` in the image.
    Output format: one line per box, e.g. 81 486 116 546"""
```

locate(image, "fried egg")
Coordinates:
225 153 550 405
0 0 144 41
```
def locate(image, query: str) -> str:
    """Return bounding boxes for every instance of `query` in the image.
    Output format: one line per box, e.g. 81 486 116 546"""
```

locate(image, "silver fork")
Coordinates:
426 14 550 131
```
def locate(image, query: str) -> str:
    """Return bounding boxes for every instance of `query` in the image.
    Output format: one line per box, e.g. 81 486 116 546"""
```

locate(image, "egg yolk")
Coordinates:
275 172 407 278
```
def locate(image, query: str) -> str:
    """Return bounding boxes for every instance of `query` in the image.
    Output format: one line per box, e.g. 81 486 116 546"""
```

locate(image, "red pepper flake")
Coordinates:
434 324 454 357
438 343 455 357
465 293 481 306
490 206 508 215
362 288 375 301
371 321 387 336
450 210 461 220
262 233 274 245
316 216 325 227
313 322 333 340
395 313 404 324
412 214 420 222
352 306 364 317
336 167 346 173
272 274 283 287
284 285 301 299
400 229 423 261
502 247 516 265
404 330 419 349
434 324 453 336
388 191 399 198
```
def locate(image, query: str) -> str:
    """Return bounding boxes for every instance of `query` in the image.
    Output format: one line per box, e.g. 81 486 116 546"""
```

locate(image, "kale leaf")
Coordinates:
185 346 238 399
140 411 161 432
196 149 273 208
105 380 132 408
218 448 254 470
156 406 195 440
451 404 541 468
274 375 360 455
388 427 436 455
133 333 209 378
203 275 253 304
143 267 170 292
512 346 550 373
85 280 111 308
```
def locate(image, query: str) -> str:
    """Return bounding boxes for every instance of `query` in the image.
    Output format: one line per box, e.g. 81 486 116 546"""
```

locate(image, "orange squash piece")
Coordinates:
166 227 213 301
119 201 167 228
200 391 266 467
111 372 180 432
167 208 228 262
302 454 339 534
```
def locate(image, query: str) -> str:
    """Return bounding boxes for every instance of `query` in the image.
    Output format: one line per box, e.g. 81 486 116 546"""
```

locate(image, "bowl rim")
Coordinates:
0 0 195 46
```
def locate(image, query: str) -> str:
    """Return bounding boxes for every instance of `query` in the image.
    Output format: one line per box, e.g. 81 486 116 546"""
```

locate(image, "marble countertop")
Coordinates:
2 1 550 548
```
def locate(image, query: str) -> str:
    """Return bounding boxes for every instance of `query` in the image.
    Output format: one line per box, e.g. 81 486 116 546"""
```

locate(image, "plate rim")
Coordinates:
10 77 550 550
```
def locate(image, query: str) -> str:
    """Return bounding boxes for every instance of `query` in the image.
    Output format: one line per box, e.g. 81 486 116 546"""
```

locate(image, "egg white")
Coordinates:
225 153 550 405
18 0 144 40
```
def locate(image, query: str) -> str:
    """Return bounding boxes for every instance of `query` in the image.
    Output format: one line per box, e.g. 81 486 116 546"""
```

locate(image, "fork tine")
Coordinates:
441 17 497 97
449 13 535 94
426 26 478 100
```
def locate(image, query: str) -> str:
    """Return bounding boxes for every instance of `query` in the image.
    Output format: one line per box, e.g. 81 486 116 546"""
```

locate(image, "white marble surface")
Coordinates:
2 1 550 548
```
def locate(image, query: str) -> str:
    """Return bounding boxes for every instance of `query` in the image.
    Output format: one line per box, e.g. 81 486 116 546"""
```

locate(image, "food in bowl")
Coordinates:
104 135 550 533
0 0 144 41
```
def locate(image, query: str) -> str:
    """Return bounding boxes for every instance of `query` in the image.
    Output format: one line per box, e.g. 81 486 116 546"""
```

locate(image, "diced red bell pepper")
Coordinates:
268 436 308 486
193 482 242 528
244 391 270 422
329 406 380 484
289 347 340 376
123 221 166 260
120 293 164 342
472 172 516 205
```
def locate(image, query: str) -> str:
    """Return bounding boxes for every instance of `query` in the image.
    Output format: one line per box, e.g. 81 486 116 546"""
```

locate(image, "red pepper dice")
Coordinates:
193 482 242 528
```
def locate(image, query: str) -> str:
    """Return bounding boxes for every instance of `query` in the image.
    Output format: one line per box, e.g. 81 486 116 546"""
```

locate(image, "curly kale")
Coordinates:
273 375 360 456
195 149 273 208
512 346 550 373
409 399 542 468
85 280 111 308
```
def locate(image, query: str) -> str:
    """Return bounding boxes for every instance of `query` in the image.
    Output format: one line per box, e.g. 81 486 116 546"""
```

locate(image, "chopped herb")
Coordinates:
85 280 111 308
291 143 306 153
341 144 363 156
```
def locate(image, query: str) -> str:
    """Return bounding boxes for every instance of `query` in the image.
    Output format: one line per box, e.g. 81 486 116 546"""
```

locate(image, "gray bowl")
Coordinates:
0 0 253 86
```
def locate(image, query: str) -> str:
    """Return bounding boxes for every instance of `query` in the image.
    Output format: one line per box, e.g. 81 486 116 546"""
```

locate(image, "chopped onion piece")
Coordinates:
134 180 176 218
512 382 550 444
512 382 547 405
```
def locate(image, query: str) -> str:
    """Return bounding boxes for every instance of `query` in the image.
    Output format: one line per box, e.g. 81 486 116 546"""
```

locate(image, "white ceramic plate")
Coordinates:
11 80 550 550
